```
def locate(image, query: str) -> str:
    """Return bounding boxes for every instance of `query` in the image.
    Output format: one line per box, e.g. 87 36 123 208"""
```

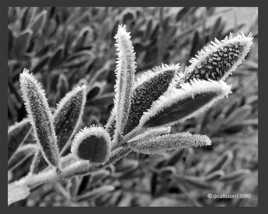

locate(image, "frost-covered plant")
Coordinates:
8 24 253 205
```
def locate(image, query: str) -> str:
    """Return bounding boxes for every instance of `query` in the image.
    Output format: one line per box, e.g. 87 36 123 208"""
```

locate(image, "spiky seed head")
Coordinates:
19 69 60 170
8 118 32 160
123 64 181 134
180 33 253 85
129 132 211 154
113 24 136 139
71 126 111 163
139 80 231 128
53 85 87 153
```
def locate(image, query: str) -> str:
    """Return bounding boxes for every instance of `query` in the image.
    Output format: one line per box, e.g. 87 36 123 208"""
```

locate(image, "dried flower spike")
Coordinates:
20 69 60 170
139 80 231 128
113 25 136 140
180 33 253 85
129 132 211 154
71 126 111 163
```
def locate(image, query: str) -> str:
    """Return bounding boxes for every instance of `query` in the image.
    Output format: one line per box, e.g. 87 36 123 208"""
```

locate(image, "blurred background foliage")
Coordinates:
8 7 258 207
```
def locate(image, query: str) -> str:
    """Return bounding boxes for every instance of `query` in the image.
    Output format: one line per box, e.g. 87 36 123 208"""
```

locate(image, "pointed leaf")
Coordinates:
205 151 233 175
129 132 211 154
113 25 136 140
180 33 253 85
8 144 38 171
139 80 231 128
219 169 250 183
19 69 60 170
124 64 181 134
54 85 87 153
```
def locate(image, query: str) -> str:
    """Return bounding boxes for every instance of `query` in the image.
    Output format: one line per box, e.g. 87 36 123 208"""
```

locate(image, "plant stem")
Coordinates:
9 141 133 193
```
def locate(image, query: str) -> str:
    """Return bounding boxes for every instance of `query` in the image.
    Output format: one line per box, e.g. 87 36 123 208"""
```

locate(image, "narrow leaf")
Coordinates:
14 30 32 56
8 144 38 171
76 185 114 202
8 118 32 160
129 132 211 154
128 126 171 143
8 183 30 205
19 69 60 170
180 33 253 85
32 84 87 173
54 85 87 153
55 74 69 102
113 25 136 140
124 64 181 134
139 80 231 128
205 151 233 175
219 169 250 183
177 175 213 190
204 170 225 182
31 10 47 35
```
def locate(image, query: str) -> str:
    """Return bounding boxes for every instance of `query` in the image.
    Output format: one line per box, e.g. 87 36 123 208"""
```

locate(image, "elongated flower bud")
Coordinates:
124 64 181 134
139 80 231 128
71 126 111 163
129 132 211 154
179 33 253 85
20 69 60 170
113 25 136 139
54 85 87 153
8 118 32 160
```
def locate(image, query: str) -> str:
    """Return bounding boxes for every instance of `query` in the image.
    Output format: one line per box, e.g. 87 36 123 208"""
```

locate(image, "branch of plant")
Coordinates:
8 131 138 193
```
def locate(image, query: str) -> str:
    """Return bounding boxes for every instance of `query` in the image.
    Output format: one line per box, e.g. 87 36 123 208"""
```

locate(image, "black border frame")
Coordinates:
1 0 265 211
